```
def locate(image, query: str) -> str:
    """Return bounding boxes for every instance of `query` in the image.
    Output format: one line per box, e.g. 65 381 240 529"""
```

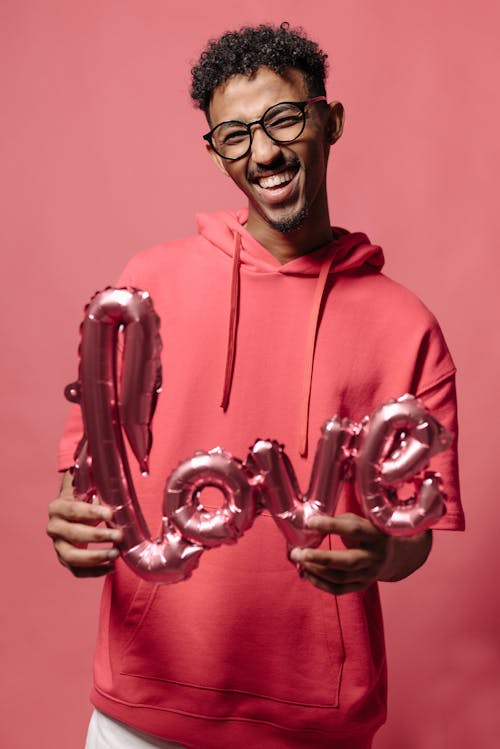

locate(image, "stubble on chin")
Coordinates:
268 205 309 234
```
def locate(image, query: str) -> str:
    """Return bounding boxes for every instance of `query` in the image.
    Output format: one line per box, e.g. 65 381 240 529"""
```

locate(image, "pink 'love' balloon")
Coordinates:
66 288 451 583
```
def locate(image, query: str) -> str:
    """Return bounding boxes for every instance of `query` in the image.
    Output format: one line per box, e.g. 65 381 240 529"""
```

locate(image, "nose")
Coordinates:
249 125 281 164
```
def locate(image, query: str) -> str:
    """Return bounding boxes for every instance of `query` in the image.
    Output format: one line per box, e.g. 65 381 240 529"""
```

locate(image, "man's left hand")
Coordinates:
289 513 432 596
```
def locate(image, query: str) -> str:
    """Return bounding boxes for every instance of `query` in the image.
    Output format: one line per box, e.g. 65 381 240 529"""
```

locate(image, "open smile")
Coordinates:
249 164 300 205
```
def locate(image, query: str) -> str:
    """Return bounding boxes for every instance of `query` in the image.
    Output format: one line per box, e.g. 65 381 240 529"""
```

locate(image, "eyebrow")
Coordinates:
210 99 299 128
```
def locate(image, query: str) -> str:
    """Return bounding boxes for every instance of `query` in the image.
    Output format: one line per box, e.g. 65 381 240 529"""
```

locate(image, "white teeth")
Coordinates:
258 170 295 189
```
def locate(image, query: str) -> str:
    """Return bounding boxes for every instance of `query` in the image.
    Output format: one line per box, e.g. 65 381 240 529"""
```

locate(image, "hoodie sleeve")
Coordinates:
412 319 464 531
418 373 464 531
57 404 83 472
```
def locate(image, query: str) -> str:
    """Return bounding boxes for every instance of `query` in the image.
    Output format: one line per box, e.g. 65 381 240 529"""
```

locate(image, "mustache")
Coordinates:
247 155 300 181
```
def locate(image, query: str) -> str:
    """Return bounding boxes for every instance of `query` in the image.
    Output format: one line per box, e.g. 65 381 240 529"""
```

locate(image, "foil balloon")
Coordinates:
165 447 258 548
66 288 453 584
250 417 357 548
68 288 203 583
354 394 451 536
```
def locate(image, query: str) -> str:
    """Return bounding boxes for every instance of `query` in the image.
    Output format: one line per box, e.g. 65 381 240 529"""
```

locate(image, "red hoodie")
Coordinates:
59 209 464 749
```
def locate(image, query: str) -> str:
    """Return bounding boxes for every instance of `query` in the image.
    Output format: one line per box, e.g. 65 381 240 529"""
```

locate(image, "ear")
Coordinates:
326 101 345 144
206 142 229 176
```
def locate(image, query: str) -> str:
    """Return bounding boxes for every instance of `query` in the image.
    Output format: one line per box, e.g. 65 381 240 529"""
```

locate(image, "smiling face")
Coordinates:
207 66 344 253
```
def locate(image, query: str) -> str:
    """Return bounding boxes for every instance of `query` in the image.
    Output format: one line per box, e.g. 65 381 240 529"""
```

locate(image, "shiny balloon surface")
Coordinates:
67 288 450 583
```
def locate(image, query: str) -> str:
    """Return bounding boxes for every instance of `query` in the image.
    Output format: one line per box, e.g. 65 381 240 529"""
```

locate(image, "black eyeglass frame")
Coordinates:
203 96 327 161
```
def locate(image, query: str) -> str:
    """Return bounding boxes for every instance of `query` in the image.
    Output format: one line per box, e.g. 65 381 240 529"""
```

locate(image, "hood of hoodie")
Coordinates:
196 208 384 455
196 208 385 275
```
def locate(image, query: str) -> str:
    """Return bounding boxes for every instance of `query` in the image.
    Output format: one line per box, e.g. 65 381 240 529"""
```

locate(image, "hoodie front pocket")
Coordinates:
118 523 345 710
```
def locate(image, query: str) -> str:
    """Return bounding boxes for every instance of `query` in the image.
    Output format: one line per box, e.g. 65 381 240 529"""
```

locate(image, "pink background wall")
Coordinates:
1 1 498 747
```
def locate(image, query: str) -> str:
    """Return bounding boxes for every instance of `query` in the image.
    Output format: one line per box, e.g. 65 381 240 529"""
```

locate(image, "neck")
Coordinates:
245 197 333 264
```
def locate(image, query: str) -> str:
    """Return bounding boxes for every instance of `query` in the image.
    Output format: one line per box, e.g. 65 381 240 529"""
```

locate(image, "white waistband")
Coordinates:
85 710 187 749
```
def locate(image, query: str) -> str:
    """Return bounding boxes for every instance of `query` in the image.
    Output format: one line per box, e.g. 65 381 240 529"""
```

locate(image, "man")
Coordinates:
47 23 464 749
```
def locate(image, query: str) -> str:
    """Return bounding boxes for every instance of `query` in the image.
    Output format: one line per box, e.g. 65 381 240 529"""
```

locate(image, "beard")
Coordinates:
248 154 308 234
268 204 309 233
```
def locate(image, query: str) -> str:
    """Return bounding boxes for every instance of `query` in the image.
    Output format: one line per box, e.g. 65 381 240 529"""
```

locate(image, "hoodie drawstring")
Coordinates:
298 254 337 457
220 232 335 457
220 232 241 410
221 234 336 456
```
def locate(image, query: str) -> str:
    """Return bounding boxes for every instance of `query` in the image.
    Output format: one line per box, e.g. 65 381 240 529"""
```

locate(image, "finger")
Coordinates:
59 469 77 497
71 563 117 578
47 518 122 546
307 512 382 540
299 561 376 586
302 570 372 596
307 512 384 547
290 546 373 571
54 539 120 569
48 497 113 524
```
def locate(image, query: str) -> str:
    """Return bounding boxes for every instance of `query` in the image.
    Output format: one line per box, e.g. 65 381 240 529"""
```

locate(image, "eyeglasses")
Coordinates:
203 97 327 161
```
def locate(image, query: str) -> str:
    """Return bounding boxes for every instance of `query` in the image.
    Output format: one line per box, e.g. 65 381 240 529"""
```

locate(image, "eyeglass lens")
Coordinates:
211 102 306 160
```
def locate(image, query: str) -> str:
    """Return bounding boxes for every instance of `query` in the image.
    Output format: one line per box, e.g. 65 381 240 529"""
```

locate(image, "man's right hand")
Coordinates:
46 471 123 577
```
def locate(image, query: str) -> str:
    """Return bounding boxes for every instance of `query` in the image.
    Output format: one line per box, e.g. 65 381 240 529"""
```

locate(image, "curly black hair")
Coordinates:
190 22 328 114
